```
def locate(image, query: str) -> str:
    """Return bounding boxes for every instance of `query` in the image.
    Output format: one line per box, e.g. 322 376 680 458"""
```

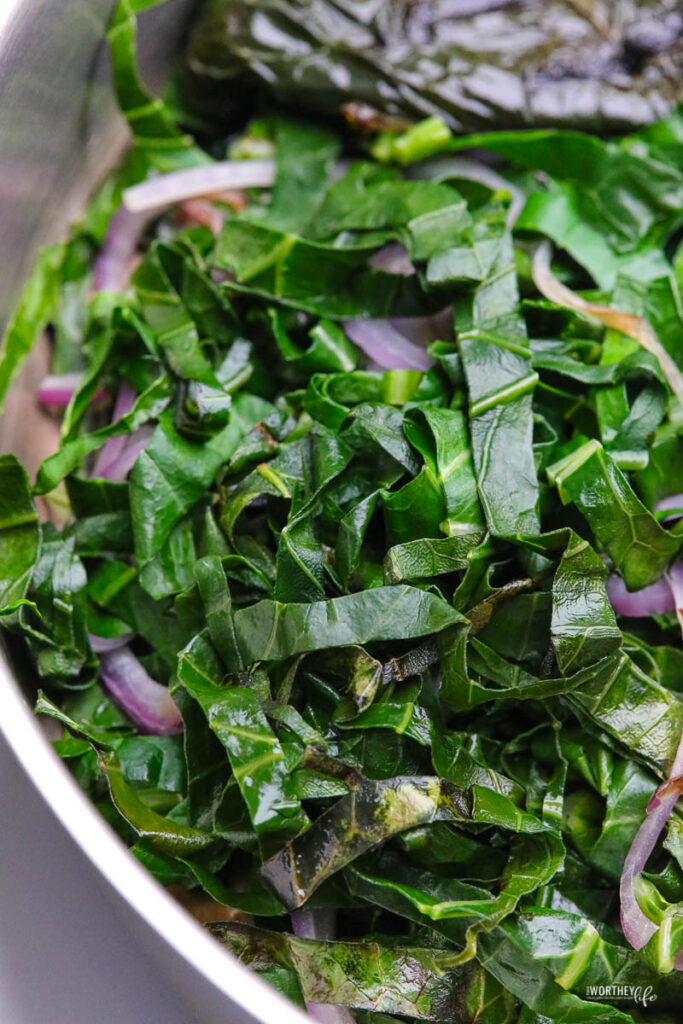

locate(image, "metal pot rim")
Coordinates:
0 641 307 1022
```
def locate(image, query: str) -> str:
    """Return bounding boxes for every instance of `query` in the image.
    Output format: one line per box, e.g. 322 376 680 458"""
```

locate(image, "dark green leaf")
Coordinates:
0 455 40 613
0 243 65 412
214 221 431 320
261 775 470 908
234 586 466 663
548 440 680 589
98 749 215 856
176 631 308 854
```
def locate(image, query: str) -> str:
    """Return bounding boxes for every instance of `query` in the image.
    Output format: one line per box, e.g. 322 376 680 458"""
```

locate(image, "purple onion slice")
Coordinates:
98 646 182 735
38 372 86 407
369 243 414 276
657 493 683 518
96 425 154 482
122 160 276 216
343 319 434 371
620 730 683 952
94 207 147 293
89 633 134 654
606 572 676 617
619 561 683 958
91 382 138 478
668 562 683 634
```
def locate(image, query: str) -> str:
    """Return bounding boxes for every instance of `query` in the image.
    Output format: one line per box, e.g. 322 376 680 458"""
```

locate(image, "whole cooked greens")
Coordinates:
1 2 683 1022
187 0 683 133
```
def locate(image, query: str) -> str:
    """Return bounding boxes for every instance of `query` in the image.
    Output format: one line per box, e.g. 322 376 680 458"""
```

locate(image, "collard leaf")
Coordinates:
404 406 485 536
189 1 683 135
24 534 97 689
0 243 65 413
261 776 470 908
98 749 215 856
194 555 244 672
108 0 209 172
176 631 308 854
130 395 268 571
347 829 564 964
456 234 540 536
233 586 465 663
214 221 431 320
133 246 220 386
384 533 482 584
211 922 512 1021
262 118 339 234
0 455 40 613
548 441 680 589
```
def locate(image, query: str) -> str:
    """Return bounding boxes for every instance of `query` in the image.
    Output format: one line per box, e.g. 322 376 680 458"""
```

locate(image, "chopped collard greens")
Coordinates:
2 1 683 1021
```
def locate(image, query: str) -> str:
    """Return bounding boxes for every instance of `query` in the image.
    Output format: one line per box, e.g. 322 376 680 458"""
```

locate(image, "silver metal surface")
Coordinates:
0 0 122 326
0 3 307 1022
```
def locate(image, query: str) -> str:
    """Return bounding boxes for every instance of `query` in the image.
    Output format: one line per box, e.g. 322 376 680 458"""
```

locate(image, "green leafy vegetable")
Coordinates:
0 456 40 614
176 630 307 855
234 587 465 662
98 749 215 856
109 0 209 172
548 441 680 589
0 244 65 413
188 1 683 134
211 922 514 1020
2 12 683 1021
261 775 470 907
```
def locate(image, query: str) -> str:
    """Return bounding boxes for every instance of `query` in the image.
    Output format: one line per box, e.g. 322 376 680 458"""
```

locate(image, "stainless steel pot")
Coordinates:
0 4 307 1022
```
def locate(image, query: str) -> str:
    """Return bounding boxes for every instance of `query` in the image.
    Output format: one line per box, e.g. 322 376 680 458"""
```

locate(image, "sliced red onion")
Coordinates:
122 160 276 216
304 1003 357 1024
620 782 679 949
606 572 676 617
620 561 683 956
369 243 414 276
290 910 336 940
657 494 683 513
413 156 524 228
177 198 225 234
94 207 147 293
620 727 683 951
388 316 432 348
668 563 683 634
98 646 182 735
290 913 356 1024
89 632 134 653
39 373 107 408
111 381 138 421
38 372 86 407
657 493 683 525
96 424 154 482
343 319 434 371
389 307 452 348
91 382 138 478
